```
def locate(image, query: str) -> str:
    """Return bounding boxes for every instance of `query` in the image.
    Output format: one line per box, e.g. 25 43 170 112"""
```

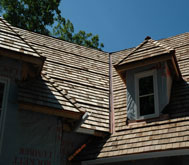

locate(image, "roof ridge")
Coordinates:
0 17 43 58
42 70 85 113
116 40 148 65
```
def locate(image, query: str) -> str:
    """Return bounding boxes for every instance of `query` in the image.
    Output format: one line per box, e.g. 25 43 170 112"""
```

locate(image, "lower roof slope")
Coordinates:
19 74 81 114
77 116 189 161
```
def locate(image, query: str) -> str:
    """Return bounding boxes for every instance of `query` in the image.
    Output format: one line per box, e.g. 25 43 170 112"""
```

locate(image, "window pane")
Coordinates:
139 76 154 96
140 95 155 116
0 83 5 109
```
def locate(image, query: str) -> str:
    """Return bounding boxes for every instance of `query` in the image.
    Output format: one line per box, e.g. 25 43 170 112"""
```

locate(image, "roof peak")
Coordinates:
145 36 151 40
115 36 174 66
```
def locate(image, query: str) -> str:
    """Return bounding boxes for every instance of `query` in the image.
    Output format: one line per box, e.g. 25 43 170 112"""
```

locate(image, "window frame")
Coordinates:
135 70 159 120
0 77 10 153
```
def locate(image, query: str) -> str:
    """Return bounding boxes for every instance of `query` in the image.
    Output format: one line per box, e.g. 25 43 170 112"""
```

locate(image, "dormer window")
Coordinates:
135 70 159 119
114 36 181 122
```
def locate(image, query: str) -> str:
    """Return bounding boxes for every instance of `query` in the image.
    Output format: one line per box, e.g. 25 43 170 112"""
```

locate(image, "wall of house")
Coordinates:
126 61 171 120
0 56 90 165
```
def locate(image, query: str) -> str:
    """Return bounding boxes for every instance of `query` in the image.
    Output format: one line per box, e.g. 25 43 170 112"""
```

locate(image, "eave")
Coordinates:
19 101 84 120
114 51 181 84
0 47 45 66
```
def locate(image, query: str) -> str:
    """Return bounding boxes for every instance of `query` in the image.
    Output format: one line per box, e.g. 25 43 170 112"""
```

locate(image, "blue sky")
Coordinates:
59 0 189 52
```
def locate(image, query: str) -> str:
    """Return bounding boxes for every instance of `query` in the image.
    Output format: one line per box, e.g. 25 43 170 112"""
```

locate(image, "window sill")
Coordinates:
127 114 170 125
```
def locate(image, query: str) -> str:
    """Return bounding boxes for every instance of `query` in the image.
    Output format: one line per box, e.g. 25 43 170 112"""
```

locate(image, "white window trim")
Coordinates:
0 77 10 154
135 70 159 120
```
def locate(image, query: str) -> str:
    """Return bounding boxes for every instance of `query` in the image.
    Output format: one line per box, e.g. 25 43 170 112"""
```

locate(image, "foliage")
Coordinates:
0 0 61 35
53 16 104 50
0 0 104 50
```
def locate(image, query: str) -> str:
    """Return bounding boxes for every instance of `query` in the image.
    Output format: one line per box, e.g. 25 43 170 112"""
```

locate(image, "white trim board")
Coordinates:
82 149 189 165
134 69 159 120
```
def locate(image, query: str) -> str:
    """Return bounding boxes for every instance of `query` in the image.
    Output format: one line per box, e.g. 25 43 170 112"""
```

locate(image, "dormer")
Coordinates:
114 36 181 121
0 17 45 81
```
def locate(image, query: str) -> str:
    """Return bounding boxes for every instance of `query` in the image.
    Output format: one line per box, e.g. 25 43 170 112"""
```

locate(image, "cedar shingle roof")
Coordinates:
1 17 189 160
0 17 41 58
0 17 85 118
76 32 189 161
113 32 189 131
11 24 110 132
116 36 174 66
18 73 83 114
77 116 189 160
19 76 79 112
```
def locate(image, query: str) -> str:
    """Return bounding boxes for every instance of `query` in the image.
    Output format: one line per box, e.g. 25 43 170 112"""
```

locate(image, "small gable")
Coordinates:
0 17 45 80
115 36 181 83
114 36 182 121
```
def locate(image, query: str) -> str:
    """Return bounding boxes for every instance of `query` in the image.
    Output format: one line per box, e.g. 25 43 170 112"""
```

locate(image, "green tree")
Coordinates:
53 16 104 49
0 0 61 35
0 0 104 50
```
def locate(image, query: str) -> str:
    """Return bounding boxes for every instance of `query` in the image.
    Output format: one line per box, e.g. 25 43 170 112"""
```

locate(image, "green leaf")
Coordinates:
0 0 104 50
